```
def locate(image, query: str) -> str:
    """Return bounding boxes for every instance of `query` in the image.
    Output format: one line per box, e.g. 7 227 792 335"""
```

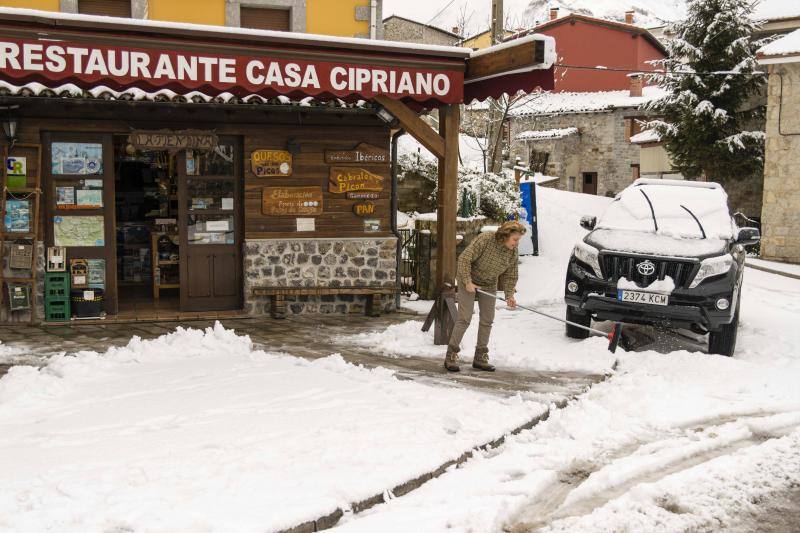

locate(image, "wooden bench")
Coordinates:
251 286 398 319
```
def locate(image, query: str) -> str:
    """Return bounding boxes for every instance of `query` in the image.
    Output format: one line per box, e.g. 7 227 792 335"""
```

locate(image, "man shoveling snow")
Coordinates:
445 221 526 373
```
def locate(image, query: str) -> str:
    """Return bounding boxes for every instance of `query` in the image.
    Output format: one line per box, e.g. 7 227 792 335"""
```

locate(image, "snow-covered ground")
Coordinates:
0 325 547 532
333 187 800 532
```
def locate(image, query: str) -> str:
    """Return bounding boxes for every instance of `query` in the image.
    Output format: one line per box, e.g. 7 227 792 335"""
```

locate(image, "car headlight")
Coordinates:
689 254 734 288
573 241 602 277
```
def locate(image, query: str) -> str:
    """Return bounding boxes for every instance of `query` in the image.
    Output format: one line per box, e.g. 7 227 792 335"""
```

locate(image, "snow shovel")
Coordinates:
473 288 624 354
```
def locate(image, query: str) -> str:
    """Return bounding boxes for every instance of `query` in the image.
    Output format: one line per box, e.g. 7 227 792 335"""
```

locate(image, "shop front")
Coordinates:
0 8 554 324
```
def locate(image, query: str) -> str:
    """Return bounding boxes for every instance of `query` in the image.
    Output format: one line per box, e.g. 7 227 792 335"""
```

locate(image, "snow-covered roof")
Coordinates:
758 28 800 61
0 80 371 109
753 0 800 23
515 127 579 141
518 172 561 185
630 129 661 144
510 86 666 117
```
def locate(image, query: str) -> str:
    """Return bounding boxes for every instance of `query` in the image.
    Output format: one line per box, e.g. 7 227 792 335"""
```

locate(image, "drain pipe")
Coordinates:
391 128 406 309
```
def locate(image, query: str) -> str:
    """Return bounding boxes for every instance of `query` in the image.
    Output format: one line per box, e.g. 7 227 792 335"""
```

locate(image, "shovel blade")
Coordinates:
607 323 623 353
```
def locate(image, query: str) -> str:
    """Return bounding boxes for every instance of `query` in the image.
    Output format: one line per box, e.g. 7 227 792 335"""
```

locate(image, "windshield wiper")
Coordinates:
639 189 658 232
680 204 707 239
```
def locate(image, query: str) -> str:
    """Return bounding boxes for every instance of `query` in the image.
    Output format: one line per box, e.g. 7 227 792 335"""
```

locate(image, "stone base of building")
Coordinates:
243 237 398 316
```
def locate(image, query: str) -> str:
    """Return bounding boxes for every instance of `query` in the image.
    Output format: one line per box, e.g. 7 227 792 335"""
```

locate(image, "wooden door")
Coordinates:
177 139 243 312
582 172 598 195
43 132 117 315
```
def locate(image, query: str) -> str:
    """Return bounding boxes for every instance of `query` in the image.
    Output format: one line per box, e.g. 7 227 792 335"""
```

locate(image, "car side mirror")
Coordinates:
580 216 597 231
736 227 760 246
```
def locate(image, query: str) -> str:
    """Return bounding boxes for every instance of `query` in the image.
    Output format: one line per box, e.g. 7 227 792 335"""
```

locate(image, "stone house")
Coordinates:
382 15 460 46
757 29 800 263
508 77 664 197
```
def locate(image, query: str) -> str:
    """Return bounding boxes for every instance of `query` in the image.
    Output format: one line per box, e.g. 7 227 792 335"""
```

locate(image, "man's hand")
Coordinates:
506 297 517 309
465 281 480 293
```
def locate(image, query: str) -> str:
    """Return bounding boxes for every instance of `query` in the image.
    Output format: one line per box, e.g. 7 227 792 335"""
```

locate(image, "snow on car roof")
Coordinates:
597 181 734 241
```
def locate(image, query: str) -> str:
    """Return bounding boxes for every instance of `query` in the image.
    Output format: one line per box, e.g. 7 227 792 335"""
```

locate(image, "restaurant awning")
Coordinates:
0 8 554 108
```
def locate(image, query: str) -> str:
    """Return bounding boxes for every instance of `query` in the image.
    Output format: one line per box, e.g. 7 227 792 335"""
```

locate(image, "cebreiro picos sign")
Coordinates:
0 37 463 103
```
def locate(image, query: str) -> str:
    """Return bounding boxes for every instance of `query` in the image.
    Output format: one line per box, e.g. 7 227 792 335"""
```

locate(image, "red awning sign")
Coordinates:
0 37 463 103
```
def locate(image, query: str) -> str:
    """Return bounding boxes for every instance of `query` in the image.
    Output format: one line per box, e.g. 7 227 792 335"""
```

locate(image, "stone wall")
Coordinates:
244 238 398 315
761 62 800 262
382 17 459 46
510 109 643 197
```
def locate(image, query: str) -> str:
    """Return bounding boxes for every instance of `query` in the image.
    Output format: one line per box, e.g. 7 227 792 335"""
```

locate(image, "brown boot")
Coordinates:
444 347 460 372
472 349 496 372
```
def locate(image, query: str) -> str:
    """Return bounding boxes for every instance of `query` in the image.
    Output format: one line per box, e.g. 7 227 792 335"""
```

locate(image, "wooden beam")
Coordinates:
465 38 546 82
435 103 460 292
373 95 445 159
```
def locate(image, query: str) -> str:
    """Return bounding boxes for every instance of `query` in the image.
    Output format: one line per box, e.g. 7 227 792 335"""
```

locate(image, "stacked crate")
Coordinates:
44 272 70 322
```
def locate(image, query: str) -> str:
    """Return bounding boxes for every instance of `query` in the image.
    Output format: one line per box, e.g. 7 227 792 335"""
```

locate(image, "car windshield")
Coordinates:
596 183 735 240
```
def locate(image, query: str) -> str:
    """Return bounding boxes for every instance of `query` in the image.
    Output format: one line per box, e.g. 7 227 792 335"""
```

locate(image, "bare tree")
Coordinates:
454 4 473 38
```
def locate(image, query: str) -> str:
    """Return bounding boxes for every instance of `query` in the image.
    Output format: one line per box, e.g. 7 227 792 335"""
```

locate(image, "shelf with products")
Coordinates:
151 231 179 300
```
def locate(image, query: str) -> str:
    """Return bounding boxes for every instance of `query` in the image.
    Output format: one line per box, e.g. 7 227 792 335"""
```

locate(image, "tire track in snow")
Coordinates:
506 411 800 532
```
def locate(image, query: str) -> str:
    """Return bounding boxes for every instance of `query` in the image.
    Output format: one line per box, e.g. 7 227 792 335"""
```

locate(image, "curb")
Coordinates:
277 397 576 533
746 262 800 281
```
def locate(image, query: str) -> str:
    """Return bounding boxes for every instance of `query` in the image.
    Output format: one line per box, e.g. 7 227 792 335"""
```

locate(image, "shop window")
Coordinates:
240 6 291 31
528 149 549 174
187 214 235 245
78 0 132 18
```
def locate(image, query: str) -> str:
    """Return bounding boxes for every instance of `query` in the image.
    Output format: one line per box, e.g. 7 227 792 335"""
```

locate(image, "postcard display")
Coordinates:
49 142 107 320
1 143 43 320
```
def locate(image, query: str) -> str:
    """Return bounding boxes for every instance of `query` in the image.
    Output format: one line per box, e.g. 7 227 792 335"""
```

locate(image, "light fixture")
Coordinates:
567 281 579 293
0 104 20 145
376 106 397 126
716 298 730 311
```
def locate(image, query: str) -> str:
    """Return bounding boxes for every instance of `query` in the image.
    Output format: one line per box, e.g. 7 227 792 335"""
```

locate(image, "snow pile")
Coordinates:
0 323 547 532
618 275 675 293
510 86 666 117
336 344 800 532
753 0 800 22
629 128 661 144
515 127 579 141
758 27 800 57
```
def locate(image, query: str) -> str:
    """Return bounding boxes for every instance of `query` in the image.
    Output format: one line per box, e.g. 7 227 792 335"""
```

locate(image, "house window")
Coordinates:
568 176 576 191
528 149 549 173
78 0 131 17
626 116 647 141
241 6 291 31
631 164 640 181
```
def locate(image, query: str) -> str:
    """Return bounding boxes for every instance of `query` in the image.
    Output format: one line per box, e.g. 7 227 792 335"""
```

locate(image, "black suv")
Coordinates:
564 179 759 356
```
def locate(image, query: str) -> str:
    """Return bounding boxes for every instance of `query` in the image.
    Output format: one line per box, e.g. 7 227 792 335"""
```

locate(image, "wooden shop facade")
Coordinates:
0 8 554 323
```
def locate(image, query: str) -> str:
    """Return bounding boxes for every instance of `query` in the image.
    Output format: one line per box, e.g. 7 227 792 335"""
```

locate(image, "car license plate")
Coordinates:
617 290 669 306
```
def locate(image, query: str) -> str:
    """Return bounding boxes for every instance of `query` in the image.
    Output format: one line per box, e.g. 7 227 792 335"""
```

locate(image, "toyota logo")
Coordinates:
637 260 656 276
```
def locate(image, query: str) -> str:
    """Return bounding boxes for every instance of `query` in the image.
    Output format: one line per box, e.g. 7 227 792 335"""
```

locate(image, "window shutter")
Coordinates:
78 0 132 18
240 7 291 31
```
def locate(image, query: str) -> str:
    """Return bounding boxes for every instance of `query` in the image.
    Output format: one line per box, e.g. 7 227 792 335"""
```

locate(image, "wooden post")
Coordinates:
433 104 460 345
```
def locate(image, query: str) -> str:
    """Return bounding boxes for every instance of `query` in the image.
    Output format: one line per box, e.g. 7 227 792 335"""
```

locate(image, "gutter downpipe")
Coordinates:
369 0 378 39
391 128 406 309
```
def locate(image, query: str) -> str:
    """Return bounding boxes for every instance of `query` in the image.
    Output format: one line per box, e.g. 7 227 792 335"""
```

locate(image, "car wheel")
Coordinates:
566 306 591 339
708 299 740 357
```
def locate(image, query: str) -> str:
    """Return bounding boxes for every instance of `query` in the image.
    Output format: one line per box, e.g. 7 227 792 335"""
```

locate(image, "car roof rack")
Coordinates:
632 178 722 189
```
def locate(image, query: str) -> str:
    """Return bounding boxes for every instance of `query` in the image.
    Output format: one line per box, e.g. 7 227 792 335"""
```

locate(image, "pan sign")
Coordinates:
252 150 292 177
353 201 376 217
0 37 463 104
329 167 384 194
325 143 389 165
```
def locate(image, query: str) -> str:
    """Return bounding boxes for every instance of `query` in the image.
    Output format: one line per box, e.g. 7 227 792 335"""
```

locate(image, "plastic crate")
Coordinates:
45 299 70 322
45 272 70 300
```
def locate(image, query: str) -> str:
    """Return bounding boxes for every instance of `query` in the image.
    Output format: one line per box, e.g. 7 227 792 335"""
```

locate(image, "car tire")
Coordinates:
708 297 740 357
566 306 591 339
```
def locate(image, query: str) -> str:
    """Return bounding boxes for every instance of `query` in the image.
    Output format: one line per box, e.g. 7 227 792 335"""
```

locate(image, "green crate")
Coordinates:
45 299 70 322
45 272 70 300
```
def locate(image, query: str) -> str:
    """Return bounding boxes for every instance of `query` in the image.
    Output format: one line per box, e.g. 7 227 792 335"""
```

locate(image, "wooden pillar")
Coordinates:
435 104 460 292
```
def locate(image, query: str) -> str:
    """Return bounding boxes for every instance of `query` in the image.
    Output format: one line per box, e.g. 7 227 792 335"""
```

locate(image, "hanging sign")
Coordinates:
325 143 389 165
128 129 218 152
347 191 380 200
251 150 292 177
0 36 463 104
329 167 384 194
353 201 376 217
262 187 323 216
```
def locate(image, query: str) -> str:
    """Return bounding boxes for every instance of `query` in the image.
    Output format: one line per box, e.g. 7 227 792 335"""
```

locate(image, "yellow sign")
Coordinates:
252 149 293 177
328 167 384 194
